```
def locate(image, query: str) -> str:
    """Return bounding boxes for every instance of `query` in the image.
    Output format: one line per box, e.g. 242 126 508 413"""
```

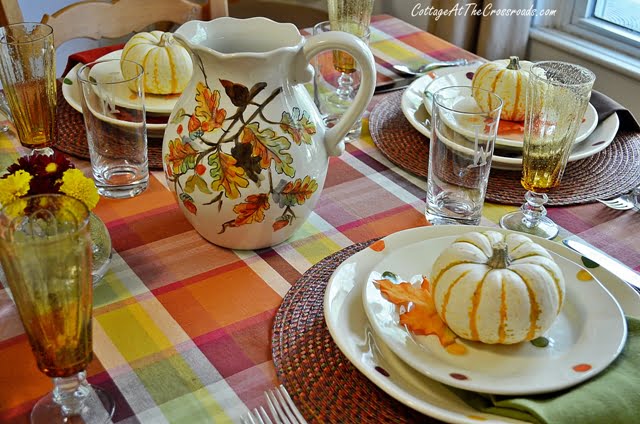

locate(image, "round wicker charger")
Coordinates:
271 240 439 424
54 82 165 170
369 91 640 206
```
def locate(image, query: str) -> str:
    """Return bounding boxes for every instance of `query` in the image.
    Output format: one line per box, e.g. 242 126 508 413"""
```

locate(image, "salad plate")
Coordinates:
401 72 619 171
62 50 175 138
362 235 626 395
84 50 180 114
324 225 640 423
420 69 598 149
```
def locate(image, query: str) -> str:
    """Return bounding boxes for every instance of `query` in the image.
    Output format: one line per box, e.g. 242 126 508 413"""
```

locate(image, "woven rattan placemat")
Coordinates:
54 81 165 170
369 91 640 206
271 240 439 423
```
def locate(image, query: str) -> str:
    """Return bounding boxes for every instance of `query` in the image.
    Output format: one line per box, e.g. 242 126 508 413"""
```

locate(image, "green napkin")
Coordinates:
453 317 640 424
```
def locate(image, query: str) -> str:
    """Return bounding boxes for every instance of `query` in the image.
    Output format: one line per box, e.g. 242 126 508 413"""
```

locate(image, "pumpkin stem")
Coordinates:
158 32 171 47
487 242 511 269
506 56 521 71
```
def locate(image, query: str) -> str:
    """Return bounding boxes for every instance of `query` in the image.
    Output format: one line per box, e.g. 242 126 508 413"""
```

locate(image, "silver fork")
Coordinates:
241 385 307 424
596 187 639 210
265 385 307 424
241 406 273 424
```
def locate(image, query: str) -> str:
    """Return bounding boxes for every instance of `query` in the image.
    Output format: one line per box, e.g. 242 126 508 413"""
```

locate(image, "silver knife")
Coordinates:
562 239 640 290
374 77 419 94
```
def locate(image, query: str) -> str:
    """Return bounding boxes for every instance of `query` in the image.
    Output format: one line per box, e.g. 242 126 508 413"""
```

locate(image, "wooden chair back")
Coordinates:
0 0 228 47
228 0 327 29
0 0 20 27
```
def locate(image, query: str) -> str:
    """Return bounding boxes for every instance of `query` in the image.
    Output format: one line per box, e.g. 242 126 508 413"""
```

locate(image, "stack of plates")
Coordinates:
324 225 639 423
62 50 178 139
400 65 619 170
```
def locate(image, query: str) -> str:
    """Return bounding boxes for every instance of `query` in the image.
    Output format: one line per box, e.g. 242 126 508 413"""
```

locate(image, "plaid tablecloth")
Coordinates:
1 15 639 424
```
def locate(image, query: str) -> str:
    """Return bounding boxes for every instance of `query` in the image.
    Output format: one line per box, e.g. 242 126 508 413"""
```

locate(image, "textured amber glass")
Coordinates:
0 23 56 150
0 194 92 378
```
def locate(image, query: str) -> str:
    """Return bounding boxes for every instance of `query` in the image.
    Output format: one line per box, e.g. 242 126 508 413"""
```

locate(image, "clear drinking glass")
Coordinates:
500 61 595 239
0 23 56 155
425 86 503 225
0 194 114 423
77 59 149 198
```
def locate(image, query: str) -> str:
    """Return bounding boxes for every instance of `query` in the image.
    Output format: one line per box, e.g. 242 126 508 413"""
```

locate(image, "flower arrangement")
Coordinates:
0 152 99 210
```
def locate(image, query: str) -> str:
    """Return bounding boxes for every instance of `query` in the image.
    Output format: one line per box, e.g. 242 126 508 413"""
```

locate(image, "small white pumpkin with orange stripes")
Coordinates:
471 56 532 122
121 31 192 95
430 231 565 345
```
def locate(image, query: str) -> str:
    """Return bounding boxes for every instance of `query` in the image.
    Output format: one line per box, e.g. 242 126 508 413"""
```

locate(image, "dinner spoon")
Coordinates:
392 58 473 77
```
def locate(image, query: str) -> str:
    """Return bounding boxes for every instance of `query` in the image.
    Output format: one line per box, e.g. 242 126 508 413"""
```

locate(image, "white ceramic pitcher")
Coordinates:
162 17 375 249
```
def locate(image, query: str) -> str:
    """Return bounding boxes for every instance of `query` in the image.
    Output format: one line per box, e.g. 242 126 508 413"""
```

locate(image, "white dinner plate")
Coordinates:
420 69 598 150
400 72 620 171
324 225 640 424
62 50 175 138
362 234 626 395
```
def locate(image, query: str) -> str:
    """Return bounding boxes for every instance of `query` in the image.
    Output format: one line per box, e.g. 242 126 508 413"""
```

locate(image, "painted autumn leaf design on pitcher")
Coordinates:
164 54 318 234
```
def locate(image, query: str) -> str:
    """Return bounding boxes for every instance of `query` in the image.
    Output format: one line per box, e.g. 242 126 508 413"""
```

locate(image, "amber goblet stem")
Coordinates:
30 146 55 156
521 191 549 229
52 372 92 415
335 72 355 101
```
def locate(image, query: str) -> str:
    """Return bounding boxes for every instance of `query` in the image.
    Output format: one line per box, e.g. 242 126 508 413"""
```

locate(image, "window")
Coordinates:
593 0 640 33
530 0 640 79
570 0 640 53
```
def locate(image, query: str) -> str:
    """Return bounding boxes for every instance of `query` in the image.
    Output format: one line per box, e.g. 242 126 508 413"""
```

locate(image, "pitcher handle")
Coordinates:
303 31 376 157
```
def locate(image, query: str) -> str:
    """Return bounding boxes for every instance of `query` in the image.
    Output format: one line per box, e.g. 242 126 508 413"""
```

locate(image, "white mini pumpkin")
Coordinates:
471 56 532 122
430 231 565 344
121 31 192 95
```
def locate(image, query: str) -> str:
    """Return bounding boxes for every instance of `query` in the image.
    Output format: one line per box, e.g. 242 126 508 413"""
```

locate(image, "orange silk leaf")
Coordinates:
376 276 457 347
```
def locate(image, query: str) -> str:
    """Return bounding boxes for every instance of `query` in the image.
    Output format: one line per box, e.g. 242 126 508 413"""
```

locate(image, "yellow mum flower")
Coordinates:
0 170 33 206
59 169 99 210
45 162 58 174
3 198 27 218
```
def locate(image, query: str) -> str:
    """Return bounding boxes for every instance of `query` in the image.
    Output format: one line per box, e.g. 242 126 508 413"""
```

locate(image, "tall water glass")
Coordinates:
425 86 502 225
0 194 114 423
500 61 595 239
0 23 56 155
78 59 149 198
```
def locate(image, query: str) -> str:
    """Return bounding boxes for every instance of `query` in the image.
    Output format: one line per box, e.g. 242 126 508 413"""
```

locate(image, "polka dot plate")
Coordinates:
324 225 640 422
361 233 625 395
399 67 619 170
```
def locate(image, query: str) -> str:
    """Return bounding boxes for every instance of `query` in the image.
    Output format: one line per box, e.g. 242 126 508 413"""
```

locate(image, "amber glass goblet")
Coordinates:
327 0 374 107
0 194 114 423
500 61 595 239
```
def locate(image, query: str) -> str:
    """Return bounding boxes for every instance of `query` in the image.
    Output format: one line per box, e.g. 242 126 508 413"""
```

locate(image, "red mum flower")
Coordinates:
6 151 73 176
4 152 75 195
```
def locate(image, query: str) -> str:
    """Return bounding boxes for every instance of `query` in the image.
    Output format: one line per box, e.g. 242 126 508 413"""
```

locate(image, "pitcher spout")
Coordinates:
174 17 304 58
